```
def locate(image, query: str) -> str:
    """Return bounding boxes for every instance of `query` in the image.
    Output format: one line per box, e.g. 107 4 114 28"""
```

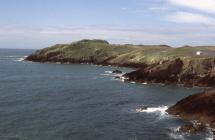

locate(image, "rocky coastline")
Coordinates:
26 39 215 87
26 39 215 133
166 89 215 138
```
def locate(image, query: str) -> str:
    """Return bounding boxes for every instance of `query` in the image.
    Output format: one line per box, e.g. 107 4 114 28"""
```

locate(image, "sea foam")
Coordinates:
15 56 27 62
136 106 169 120
205 126 215 140
136 106 168 113
105 71 113 74
167 126 185 140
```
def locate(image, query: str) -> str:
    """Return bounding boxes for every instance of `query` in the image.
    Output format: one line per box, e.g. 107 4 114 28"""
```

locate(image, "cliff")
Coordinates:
26 39 215 87
167 89 215 128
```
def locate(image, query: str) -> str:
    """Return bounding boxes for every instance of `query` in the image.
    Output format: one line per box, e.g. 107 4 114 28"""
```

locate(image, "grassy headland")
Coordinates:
27 39 215 87
26 39 215 130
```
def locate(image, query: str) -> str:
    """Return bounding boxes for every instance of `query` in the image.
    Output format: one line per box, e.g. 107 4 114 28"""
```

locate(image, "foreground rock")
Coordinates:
179 122 205 134
167 89 215 128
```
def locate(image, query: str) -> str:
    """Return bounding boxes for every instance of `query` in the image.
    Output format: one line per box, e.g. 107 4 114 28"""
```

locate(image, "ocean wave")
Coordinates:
7 55 18 58
136 106 169 120
100 74 111 76
102 71 127 82
118 76 127 82
168 123 215 140
136 106 168 113
168 132 185 140
205 126 215 140
167 126 186 140
105 70 113 74
142 82 148 85
14 56 27 62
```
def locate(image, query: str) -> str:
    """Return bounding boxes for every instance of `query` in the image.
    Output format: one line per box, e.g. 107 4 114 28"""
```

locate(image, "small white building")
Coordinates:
196 51 203 56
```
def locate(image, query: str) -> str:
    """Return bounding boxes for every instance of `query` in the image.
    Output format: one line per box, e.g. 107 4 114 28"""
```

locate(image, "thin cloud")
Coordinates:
148 6 169 11
167 0 215 13
166 11 215 25
2 24 215 48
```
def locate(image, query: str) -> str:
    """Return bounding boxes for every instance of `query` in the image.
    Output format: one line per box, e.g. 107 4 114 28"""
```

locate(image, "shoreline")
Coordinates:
25 58 215 88
25 39 215 136
25 59 213 90
25 59 215 135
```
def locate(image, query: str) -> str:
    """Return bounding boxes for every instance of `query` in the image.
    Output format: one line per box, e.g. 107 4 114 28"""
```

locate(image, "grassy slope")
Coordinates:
27 40 215 76
28 40 172 65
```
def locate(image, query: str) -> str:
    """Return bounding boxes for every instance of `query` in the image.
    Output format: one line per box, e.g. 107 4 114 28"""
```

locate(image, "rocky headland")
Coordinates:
167 89 215 128
27 39 215 87
26 39 215 131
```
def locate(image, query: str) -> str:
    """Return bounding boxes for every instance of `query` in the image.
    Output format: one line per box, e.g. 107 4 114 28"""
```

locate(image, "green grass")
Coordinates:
31 39 215 65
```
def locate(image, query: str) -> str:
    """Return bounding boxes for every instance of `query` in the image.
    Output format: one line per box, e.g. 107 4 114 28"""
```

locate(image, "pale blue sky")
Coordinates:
1 0 215 48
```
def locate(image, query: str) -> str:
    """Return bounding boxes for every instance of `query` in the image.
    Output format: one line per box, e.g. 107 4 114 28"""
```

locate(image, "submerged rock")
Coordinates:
179 122 205 134
112 70 123 74
114 76 121 79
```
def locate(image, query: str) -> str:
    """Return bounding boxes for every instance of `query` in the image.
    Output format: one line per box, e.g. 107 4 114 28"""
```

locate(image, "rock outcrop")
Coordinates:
125 58 215 87
167 89 215 128
179 122 206 134
26 39 215 87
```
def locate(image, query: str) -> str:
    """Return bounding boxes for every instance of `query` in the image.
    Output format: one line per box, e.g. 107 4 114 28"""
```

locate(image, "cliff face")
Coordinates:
125 58 215 87
124 58 183 85
26 39 215 87
167 89 215 128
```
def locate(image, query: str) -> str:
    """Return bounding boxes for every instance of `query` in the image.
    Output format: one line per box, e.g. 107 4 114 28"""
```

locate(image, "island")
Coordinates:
26 39 215 131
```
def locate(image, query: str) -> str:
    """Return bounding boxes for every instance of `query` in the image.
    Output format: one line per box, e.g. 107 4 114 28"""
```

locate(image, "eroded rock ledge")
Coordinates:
124 58 215 87
167 89 215 128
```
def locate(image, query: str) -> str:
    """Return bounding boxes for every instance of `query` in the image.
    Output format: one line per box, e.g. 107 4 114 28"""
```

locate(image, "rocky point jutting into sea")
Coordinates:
26 39 215 130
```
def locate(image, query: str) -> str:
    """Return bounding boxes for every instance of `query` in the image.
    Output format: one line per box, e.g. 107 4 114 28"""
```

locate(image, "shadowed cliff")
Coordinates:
167 89 215 128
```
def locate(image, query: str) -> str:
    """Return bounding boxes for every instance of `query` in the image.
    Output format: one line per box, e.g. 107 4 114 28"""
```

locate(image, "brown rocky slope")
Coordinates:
167 89 215 128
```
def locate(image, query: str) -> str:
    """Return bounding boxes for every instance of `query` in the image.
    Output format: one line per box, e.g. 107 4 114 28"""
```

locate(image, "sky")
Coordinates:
1 0 215 49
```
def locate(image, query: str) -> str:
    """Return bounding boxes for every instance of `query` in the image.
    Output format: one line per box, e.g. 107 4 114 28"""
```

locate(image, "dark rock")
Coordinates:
179 122 205 134
125 58 183 85
167 89 215 128
112 70 123 74
114 76 121 79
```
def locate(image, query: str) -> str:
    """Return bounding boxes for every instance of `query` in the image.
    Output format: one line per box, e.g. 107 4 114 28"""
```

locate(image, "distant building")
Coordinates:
196 51 203 56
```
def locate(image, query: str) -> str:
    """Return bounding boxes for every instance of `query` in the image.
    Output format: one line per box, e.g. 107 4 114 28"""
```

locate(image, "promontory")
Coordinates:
27 39 215 87
26 39 215 128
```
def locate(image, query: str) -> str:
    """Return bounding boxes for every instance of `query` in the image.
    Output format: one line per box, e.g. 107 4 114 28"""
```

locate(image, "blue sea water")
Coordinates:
0 49 212 140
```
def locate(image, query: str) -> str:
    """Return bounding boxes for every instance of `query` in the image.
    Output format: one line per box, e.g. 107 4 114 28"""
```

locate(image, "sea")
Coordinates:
0 49 214 140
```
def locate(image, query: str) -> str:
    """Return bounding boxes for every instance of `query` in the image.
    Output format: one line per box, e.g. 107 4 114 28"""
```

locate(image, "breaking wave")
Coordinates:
205 126 215 140
14 56 27 62
136 106 168 114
